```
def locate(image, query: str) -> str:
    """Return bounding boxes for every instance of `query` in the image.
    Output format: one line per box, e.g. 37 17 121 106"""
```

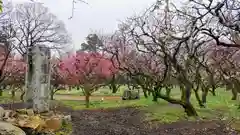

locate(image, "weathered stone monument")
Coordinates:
25 45 51 113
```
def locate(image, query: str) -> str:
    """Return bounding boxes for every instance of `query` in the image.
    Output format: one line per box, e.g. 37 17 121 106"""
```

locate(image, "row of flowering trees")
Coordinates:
1 32 239 112
0 35 239 112
91 0 240 116
0 50 119 108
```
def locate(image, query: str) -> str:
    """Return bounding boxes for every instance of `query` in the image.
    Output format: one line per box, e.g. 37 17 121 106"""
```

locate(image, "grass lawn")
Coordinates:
55 85 135 96
1 87 240 125
60 88 240 124
0 91 21 103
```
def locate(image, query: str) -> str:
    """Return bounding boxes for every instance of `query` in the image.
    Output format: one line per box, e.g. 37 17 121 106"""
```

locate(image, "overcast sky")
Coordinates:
8 0 156 50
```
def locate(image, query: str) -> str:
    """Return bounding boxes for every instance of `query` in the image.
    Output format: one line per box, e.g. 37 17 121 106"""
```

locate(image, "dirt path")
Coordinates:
55 106 239 135
54 95 121 101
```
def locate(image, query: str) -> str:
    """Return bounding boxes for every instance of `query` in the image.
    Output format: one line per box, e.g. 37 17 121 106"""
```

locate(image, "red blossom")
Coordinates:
58 52 117 88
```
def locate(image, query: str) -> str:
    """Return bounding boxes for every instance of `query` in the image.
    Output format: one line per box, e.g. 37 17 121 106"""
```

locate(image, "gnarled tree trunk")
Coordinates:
143 89 148 98
157 90 198 116
180 82 198 116
85 92 90 108
50 88 54 100
194 89 204 108
201 87 208 105
182 102 198 116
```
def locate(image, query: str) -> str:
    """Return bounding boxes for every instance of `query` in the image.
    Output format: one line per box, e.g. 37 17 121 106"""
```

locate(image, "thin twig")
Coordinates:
69 0 89 19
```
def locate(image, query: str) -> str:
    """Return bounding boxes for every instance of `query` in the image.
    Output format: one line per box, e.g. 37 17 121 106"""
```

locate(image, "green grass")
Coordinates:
1 87 240 125
60 88 240 124
0 91 21 103
61 97 154 110
56 86 128 96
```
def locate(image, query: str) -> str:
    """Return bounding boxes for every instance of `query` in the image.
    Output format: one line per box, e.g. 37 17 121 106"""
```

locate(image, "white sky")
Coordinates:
7 0 156 50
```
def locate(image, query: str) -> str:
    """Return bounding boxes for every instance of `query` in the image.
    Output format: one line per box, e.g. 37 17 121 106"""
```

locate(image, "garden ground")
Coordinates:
59 106 238 135
55 88 240 135
1 87 240 134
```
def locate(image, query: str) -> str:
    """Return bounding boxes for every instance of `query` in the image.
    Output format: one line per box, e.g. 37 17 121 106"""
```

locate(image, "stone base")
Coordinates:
0 106 72 135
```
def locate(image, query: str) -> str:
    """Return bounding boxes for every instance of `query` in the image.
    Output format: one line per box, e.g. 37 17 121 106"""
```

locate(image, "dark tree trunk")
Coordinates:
50 89 54 100
85 94 90 108
209 73 216 96
180 84 198 115
232 83 238 100
202 88 208 104
143 88 148 98
185 85 191 103
152 91 158 102
194 89 204 108
20 91 25 102
0 89 2 96
3 85 6 89
152 95 158 102
111 83 118 93
211 86 216 96
156 89 198 116
143 91 148 98
152 87 163 102
50 93 54 100
110 75 119 93
182 102 198 116
231 88 237 100
11 90 15 98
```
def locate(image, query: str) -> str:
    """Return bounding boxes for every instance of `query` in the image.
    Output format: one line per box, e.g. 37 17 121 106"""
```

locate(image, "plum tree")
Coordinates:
2 57 26 100
103 0 240 116
59 52 116 108
50 57 67 100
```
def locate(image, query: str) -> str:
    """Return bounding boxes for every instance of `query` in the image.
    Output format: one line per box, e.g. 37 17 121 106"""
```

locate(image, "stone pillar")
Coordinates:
31 45 51 113
39 46 51 100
